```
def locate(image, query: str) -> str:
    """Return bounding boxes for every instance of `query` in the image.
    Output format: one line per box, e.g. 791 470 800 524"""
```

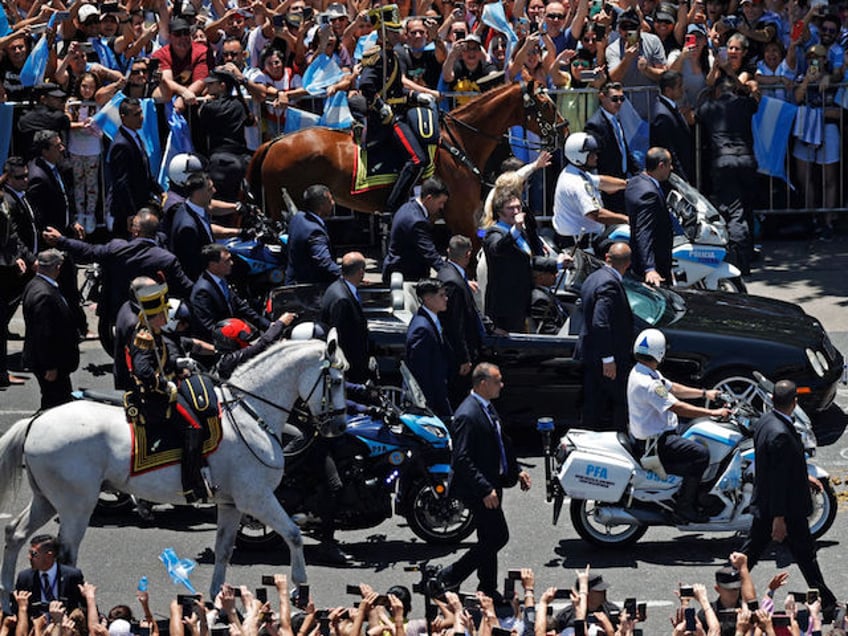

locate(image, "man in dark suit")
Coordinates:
406 278 452 419
439 363 531 598
1 196 32 387
483 189 534 333
650 70 694 184
17 85 70 157
106 98 163 238
22 249 80 409
3 157 38 256
625 147 674 287
14 534 84 614
168 172 239 281
284 184 340 286
382 177 449 284
27 130 87 337
584 82 640 212
740 380 837 620
438 235 484 409
576 242 633 431
43 210 194 328
320 252 369 383
189 243 271 342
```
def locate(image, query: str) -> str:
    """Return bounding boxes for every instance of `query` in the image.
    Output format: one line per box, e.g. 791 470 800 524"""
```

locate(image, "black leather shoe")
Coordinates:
676 505 709 524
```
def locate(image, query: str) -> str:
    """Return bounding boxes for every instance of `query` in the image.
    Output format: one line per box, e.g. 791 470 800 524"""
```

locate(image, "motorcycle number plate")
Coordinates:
558 451 635 503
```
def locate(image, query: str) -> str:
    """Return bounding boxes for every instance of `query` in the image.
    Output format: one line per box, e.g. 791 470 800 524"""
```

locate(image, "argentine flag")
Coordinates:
482 1 518 69
793 105 822 146
617 98 648 170
91 92 126 139
302 54 346 96
354 32 378 61
319 92 352 129
20 13 58 86
283 106 322 133
752 96 797 184
158 102 194 189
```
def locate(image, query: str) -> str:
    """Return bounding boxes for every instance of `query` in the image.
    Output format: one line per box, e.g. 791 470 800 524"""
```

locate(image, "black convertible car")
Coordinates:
365 250 843 429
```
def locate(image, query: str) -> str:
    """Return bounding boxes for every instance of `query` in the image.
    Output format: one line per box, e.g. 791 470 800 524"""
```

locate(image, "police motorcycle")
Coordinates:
559 133 744 293
236 361 475 549
539 373 836 548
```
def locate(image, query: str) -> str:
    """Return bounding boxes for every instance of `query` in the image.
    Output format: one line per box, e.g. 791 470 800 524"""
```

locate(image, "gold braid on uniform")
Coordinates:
134 328 155 350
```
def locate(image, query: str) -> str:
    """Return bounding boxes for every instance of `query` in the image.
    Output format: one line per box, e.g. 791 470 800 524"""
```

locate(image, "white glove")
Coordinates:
166 381 178 401
416 92 435 105
379 103 393 124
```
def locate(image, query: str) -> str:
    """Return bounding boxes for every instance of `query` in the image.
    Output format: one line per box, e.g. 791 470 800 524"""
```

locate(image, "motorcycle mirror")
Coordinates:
753 371 774 393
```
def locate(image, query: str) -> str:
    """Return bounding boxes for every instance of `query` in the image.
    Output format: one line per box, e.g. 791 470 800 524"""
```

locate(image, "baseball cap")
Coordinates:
715 566 742 590
619 8 640 27
686 23 707 35
170 16 192 32
461 33 483 46
78 4 100 22
325 3 348 19
108 620 132 636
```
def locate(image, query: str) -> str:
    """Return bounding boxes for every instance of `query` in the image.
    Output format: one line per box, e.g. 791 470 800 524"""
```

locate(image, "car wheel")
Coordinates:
404 481 476 545
569 499 647 548
809 478 837 539
236 514 285 550
707 370 770 414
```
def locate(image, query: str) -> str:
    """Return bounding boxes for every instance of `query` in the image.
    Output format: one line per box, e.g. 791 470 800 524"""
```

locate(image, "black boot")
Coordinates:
181 427 210 503
385 163 424 213
676 476 708 523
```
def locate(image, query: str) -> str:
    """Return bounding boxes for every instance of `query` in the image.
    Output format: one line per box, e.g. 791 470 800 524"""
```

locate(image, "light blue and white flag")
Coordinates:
91 92 126 139
90 37 120 71
793 105 822 146
354 31 379 61
159 548 197 593
0 6 11 38
140 97 161 180
319 91 352 129
482 1 518 70
302 54 346 96
834 85 848 110
752 95 797 183
20 13 58 86
157 101 193 189
617 97 648 170
283 106 322 133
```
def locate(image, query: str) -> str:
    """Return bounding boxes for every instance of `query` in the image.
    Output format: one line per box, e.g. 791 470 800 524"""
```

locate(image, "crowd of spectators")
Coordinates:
6 533 848 636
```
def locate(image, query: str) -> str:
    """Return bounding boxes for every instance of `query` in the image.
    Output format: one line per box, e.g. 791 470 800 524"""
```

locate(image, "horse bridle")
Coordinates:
519 81 568 150
302 357 346 433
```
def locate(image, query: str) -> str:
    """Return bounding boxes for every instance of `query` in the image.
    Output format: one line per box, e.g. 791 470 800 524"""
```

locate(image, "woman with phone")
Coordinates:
706 32 757 92
668 23 710 106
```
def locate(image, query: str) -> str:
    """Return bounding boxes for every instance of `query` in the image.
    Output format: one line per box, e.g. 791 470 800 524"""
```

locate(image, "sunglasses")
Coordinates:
608 95 626 102
546 12 565 18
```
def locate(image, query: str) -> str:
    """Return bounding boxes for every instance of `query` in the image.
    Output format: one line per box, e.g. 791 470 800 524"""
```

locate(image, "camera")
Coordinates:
261 575 276 586
624 598 637 618
684 607 696 632
302 6 314 20
296 584 309 609
679 586 694 598
256 588 268 603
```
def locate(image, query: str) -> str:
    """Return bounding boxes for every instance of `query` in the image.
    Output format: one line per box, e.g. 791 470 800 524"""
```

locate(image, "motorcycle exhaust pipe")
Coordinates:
595 506 667 526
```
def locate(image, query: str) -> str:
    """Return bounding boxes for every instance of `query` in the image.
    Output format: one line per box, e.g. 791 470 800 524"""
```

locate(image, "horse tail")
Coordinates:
0 418 30 511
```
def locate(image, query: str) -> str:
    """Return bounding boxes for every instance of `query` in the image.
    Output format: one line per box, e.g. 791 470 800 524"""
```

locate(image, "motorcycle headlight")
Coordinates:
806 348 825 377
815 351 829 372
421 424 447 438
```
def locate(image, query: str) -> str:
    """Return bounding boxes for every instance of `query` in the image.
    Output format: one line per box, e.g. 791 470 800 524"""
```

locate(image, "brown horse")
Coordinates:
247 80 566 242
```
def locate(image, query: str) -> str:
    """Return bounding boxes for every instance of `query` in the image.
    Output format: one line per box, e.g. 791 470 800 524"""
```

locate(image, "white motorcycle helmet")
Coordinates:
563 132 599 168
168 153 204 188
633 328 666 363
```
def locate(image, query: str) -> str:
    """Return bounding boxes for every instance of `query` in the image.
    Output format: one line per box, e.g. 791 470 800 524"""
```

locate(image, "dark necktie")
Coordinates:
134 132 151 176
485 403 509 476
611 116 628 174
51 166 70 224
218 279 232 312
42 573 55 602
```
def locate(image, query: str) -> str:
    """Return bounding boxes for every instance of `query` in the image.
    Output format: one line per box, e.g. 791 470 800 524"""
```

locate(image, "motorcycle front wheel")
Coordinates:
809 478 837 539
404 482 476 545
570 499 647 548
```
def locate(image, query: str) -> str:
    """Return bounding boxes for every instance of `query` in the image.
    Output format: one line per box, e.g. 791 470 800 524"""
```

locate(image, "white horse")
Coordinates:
0 334 347 611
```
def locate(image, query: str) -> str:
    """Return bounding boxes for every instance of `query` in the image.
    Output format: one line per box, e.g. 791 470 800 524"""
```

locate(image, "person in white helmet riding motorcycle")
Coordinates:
627 328 730 522
552 132 628 251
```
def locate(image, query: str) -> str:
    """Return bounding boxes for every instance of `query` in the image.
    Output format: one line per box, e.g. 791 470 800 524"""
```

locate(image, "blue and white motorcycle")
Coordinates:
541 373 835 547
236 363 474 548
599 174 746 292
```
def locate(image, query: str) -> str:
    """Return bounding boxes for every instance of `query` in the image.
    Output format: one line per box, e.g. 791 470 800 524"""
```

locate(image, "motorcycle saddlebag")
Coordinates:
557 450 636 503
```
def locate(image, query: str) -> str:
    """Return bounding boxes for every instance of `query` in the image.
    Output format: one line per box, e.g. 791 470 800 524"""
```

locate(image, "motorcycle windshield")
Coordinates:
400 362 429 410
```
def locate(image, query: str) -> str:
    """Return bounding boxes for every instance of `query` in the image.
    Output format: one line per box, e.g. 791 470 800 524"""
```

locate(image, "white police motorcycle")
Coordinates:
539 372 836 547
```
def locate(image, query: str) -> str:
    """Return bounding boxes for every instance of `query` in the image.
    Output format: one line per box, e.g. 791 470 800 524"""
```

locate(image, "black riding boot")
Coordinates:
676 476 707 523
385 163 424 213
181 427 209 503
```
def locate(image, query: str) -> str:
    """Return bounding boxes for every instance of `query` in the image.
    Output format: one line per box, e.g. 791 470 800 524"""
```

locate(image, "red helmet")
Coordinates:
214 318 257 352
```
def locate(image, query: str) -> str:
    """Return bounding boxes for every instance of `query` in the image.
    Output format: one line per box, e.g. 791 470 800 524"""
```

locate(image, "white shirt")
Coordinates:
627 362 678 439
552 164 605 237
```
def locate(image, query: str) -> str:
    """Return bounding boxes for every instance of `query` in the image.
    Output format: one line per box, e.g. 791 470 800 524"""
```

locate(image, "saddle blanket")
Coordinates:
126 376 223 475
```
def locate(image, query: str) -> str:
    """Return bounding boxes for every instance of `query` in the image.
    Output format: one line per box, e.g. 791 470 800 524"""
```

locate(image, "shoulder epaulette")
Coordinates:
134 329 155 350
361 45 382 67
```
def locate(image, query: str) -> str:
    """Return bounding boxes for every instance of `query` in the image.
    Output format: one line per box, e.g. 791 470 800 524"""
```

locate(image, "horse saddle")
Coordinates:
351 107 439 194
124 375 224 475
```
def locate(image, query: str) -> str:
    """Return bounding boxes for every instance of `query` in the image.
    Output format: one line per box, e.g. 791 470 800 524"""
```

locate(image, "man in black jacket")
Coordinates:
22 249 79 409
740 380 837 620
1 196 32 387
437 235 484 409
320 252 369 383
650 70 693 183
439 363 531 599
576 242 633 431
14 534 84 614
405 279 452 419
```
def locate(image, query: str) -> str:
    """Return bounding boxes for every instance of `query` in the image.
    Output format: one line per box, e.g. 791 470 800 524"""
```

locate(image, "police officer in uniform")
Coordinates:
126 283 211 503
358 4 435 213
627 328 729 522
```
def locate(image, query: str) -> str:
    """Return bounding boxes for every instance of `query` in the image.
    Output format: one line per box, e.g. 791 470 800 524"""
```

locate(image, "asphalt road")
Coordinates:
2 236 848 633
